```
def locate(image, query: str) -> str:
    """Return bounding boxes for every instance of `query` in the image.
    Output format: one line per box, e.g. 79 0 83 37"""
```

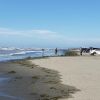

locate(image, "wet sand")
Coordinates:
31 56 100 100
0 58 78 100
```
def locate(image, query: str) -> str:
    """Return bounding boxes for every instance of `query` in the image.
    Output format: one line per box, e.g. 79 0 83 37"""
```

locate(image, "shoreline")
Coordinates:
0 57 78 100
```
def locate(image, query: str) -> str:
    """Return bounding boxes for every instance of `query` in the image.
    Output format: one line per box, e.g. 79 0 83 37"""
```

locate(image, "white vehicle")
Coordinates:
90 49 100 55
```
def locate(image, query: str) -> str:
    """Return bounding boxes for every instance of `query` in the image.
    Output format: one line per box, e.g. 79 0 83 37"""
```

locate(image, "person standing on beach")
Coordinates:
80 48 83 56
55 48 58 55
42 48 45 57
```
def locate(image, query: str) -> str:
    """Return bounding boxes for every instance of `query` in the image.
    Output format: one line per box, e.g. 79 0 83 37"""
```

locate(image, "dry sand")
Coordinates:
31 56 100 100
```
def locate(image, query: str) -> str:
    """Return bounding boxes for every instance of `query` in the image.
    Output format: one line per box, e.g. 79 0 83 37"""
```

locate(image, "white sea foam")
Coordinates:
9 50 42 56
0 47 17 51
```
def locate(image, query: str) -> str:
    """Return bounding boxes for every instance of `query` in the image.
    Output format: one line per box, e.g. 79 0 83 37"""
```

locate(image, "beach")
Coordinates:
31 56 100 100
0 56 100 100
0 57 78 100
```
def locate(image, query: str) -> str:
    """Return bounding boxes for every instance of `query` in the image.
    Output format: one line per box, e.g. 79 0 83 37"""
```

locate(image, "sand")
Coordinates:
30 56 100 100
0 59 78 100
0 56 100 100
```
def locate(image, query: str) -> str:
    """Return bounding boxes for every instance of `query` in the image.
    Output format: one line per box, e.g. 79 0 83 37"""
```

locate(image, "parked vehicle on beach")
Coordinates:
90 49 100 55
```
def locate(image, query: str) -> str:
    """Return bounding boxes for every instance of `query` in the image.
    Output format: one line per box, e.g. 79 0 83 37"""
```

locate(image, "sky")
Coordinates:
0 0 100 48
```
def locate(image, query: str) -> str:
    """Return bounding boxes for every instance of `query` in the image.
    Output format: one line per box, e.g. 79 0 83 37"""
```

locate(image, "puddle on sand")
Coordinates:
0 92 23 100
0 77 10 83
0 77 23 100
0 72 10 83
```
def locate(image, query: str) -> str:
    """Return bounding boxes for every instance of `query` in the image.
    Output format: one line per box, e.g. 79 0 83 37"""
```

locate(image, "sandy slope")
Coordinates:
31 56 100 100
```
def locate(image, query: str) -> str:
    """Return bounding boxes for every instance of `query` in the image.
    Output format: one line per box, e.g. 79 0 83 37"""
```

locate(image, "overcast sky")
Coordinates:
0 0 100 48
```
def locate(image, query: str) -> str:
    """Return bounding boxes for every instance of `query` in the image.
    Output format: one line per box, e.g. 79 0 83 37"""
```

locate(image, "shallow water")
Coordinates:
0 92 23 100
0 77 23 100
0 77 10 83
0 49 65 62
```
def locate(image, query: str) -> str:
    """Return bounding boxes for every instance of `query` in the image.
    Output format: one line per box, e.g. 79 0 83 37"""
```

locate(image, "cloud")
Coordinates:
0 28 56 36
0 27 100 47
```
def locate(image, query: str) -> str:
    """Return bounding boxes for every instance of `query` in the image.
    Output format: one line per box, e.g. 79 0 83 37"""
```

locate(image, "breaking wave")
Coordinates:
9 50 42 56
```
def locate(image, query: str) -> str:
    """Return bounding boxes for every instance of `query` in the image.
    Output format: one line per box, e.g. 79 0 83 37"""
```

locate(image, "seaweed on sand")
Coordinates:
29 67 80 100
8 70 16 74
12 59 80 100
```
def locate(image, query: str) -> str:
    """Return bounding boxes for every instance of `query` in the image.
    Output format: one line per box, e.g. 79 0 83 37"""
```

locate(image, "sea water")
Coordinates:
0 48 65 62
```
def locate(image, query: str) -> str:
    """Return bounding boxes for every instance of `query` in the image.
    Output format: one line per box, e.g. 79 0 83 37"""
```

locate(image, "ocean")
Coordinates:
0 48 65 62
